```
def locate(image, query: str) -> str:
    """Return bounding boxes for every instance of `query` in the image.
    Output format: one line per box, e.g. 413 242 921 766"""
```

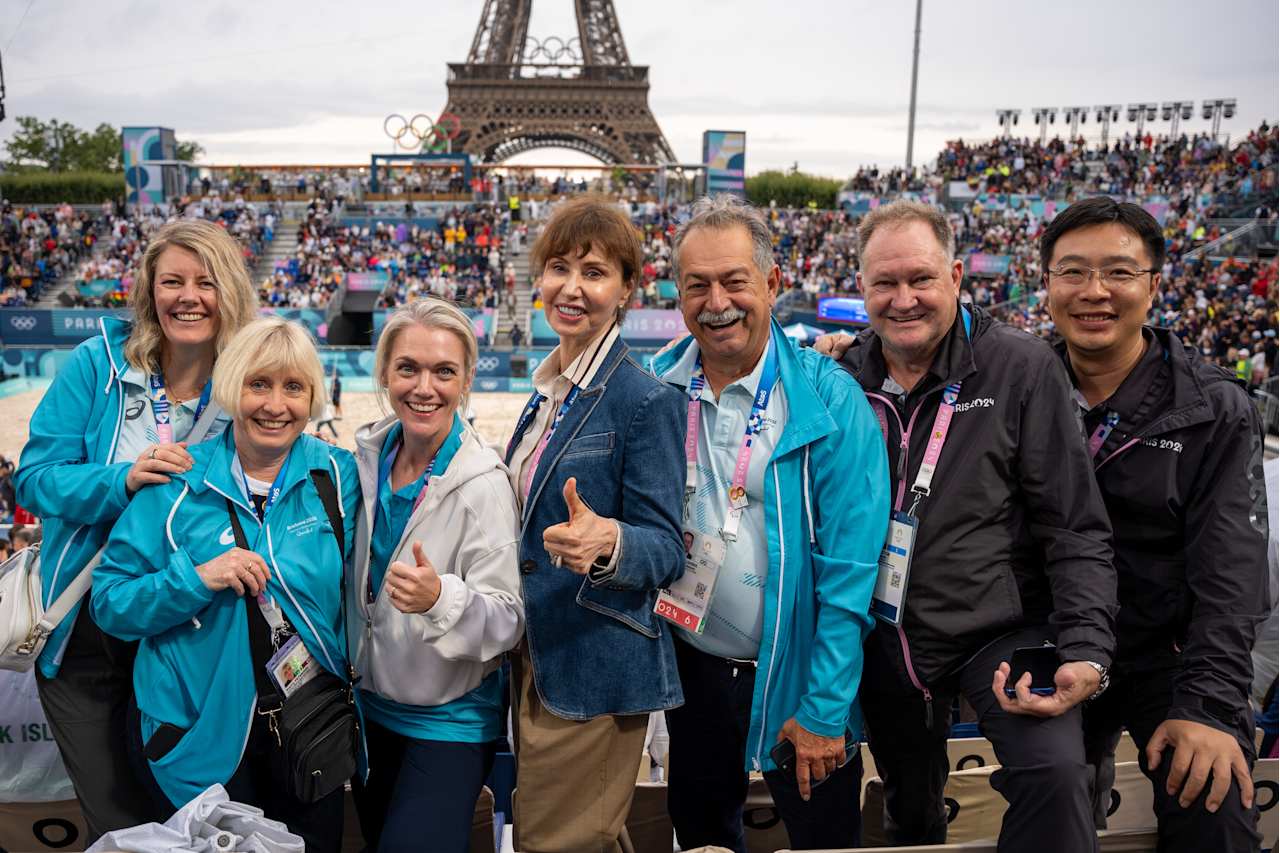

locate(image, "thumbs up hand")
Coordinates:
385 541 443 613
542 477 619 575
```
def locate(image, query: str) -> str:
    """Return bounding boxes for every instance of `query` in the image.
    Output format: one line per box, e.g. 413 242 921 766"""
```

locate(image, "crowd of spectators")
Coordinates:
258 200 510 311
65 196 277 308
0 203 99 306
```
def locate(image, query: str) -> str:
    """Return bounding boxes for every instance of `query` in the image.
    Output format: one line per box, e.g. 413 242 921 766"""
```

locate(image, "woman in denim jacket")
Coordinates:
504 197 686 853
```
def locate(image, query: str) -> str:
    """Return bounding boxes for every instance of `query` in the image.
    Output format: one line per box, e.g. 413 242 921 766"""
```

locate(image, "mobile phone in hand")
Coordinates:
1003 644 1059 698
769 732 858 788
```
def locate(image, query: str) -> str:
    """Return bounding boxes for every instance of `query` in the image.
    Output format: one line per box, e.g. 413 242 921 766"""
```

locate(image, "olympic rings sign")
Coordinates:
9 315 37 331
475 356 500 373
383 112 463 153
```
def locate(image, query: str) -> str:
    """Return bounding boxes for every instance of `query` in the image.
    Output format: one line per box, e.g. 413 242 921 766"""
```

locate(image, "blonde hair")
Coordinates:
212 317 326 420
125 219 258 373
374 298 478 411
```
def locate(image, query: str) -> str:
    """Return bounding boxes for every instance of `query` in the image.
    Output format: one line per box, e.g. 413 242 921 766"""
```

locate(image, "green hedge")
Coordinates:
0 171 124 203
745 170 842 210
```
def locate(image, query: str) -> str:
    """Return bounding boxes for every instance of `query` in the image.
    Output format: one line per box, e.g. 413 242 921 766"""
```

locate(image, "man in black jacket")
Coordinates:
1043 196 1264 851
820 200 1118 851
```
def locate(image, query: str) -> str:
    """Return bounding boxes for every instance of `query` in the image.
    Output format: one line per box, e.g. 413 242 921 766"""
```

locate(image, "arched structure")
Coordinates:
441 0 676 165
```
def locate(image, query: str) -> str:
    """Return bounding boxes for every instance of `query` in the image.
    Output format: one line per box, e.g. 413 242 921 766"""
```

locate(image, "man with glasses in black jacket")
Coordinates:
1043 196 1265 852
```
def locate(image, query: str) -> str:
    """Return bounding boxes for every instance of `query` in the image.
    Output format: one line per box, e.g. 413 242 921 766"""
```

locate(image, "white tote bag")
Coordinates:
0 545 101 672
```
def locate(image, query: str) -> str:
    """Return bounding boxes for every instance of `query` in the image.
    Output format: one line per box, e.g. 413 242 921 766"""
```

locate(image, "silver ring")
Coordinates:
149 448 156 460
551 554 563 569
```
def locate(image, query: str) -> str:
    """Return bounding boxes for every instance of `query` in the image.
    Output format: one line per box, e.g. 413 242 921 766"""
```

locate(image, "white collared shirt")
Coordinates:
663 340 788 660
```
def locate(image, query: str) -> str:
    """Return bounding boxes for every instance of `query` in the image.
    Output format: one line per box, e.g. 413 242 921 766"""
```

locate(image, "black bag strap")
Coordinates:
224 498 284 711
308 468 344 561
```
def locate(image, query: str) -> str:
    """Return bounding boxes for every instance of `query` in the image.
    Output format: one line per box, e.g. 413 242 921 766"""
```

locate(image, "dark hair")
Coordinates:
1039 197 1166 273
531 195 642 321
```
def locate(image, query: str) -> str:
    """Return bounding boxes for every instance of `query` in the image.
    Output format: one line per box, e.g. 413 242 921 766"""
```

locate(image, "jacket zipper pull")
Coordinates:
923 687 934 731
897 432 909 483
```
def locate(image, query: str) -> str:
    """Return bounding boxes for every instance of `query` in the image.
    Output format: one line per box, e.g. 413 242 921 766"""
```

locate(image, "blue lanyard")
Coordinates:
242 461 288 518
148 372 212 443
378 439 437 513
505 385 581 460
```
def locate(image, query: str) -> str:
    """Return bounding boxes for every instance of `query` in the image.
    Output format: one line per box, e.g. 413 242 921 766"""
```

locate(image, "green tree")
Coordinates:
745 170 842 209
176 139 205 162
66 122 122 172
4 116 85 171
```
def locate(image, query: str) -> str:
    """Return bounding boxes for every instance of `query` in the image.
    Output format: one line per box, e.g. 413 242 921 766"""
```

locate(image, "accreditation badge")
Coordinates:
871 511 917 625
266 634 319 699
654 529 726 635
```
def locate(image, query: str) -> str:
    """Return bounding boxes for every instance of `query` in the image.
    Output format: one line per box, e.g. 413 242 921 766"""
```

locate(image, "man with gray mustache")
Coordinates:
649 195 890 851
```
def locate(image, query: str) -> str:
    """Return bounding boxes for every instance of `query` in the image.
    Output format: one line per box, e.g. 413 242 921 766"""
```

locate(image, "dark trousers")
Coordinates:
665 639 863 853
352 719 496 853
34 606 161 843
125 693 343 852
1084 663 1261 852
860 625 1097 853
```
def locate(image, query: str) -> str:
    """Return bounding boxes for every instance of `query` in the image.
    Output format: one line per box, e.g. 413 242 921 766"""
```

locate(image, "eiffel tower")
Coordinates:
441 0 676 165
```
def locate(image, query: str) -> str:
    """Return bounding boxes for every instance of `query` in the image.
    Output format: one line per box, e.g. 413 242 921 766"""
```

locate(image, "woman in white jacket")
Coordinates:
348 298 523 853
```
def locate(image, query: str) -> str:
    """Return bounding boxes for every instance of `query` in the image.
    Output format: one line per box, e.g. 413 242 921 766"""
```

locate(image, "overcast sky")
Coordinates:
1 0 1276 177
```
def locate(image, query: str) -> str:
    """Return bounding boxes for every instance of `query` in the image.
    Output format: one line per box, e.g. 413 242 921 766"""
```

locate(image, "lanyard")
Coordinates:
684 340 778 541
520 386 581 500
871 380 962 519
1087 410 1120 459
378 438 438 515
241 460 288 519
149 372 212 445
372 439 438 603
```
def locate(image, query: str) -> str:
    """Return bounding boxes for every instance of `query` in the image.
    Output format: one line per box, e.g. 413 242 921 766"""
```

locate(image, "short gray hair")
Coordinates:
673 194 776 283
856 200 955 261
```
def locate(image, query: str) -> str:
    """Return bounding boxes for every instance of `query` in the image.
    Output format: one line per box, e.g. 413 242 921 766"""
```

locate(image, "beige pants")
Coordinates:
512 647 648 853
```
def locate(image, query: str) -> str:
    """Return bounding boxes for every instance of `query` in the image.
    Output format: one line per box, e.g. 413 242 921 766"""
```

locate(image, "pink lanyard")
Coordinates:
520 386 581 502
1087 410 1120 459
871 381 962 518
684 343 777 541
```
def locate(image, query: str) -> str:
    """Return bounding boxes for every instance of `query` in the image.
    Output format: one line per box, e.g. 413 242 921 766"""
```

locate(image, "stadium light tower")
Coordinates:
1161 101 1195 139
1032 107 1058 144
1127 102 1159 137
1062 107 1089 141
996 109 1021 138
1202 98 1238 143
904 0 923 171
1094 105 1121 147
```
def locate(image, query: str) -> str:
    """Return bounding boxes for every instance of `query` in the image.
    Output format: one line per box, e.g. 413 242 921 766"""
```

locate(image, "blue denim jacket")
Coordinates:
507 336 686 720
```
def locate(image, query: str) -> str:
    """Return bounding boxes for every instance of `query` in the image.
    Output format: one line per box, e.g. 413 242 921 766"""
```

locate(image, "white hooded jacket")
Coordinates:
349 415 524 707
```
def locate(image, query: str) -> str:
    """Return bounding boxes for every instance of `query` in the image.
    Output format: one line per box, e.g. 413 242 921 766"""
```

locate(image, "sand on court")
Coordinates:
0 391 534 464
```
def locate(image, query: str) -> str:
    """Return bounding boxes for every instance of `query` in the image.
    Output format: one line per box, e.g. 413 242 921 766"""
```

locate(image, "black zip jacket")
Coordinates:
1057 326 1269 734
840 303 1118 682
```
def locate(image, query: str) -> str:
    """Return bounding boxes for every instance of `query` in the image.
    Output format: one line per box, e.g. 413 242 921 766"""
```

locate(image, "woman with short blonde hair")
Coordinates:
16 217 259 843
349 298 522 853
94 316 361 852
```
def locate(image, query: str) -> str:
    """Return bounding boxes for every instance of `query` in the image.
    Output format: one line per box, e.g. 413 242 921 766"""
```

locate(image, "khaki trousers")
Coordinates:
512 647 648 853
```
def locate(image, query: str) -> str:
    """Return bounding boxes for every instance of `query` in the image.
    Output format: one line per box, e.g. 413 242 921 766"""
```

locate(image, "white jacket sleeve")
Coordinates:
416 469 524 662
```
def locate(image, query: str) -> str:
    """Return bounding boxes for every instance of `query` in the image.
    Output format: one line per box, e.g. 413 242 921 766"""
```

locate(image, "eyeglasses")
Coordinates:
1045 265 1156 288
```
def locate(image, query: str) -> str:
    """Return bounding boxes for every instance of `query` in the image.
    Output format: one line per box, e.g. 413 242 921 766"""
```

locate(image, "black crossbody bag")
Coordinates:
224 468 358 804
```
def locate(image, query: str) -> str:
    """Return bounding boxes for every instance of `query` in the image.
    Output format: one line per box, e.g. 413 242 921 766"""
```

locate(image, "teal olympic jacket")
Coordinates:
91 428 360 807
15 317 230 678
651 321 890 771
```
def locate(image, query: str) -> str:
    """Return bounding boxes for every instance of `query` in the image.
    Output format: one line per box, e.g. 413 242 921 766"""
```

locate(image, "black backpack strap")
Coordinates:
224 498 283 711
309 468 345 560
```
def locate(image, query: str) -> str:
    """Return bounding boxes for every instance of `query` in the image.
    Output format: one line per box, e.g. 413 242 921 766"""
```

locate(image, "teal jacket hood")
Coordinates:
653 320 890 770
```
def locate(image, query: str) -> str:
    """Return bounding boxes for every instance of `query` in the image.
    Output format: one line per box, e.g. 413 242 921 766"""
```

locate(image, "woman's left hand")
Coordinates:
542 477 619 575
385 541 443 613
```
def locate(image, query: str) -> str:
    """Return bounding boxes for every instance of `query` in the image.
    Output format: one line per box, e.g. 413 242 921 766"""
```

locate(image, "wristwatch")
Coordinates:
1081 661 1110 700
